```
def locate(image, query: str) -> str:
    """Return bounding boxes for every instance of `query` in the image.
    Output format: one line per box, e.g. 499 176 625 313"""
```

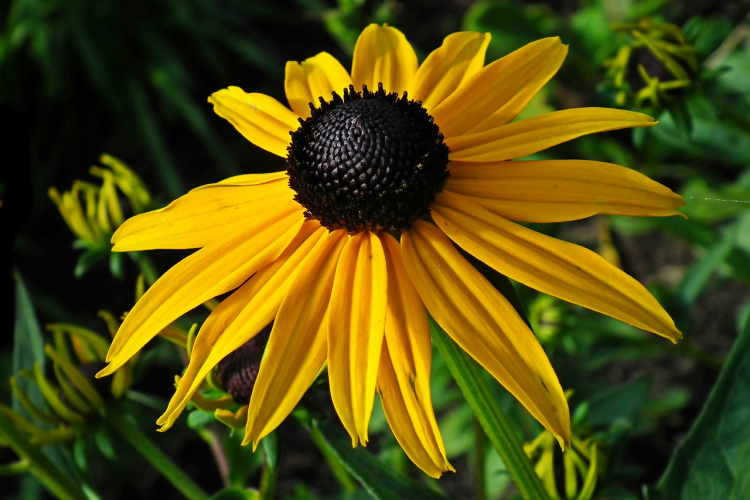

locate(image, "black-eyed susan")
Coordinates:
96 25 683 478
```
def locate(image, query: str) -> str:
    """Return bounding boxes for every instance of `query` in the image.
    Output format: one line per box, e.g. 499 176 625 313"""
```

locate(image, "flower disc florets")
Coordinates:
287 83 450 233
216 326 271 404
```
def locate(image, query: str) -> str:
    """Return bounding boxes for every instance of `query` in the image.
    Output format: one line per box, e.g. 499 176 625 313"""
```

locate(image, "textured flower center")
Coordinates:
287 84 450 233
216 326 271 404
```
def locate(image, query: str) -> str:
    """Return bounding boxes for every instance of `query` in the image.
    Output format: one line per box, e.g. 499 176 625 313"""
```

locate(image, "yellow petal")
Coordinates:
432 38 567 137
328 232 388 447
209 88 299 157
378 233 452 477
352 24 418 95
447 108 657 162
285 52 353 117
245 229 348 447
194 171 288 190
98 213 305 378
446 160 686 222
408 32 490 112
112 179 301 251
157 222 324 430
432 191 682 341
402 221 570 446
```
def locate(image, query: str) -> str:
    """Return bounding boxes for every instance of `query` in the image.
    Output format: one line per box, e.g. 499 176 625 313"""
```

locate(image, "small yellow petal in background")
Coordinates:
402 221 571 446
112 180 301 251
352 24 418 95
448 108 657 162
408 32 490 112
432 191 682 341
209 88 299 157
328 232 388 447
285 52 353 117
447 160 686 222
433 37 566 138
245 229 348 447
157 222 323 430
378 233 452 477
98 213 304 378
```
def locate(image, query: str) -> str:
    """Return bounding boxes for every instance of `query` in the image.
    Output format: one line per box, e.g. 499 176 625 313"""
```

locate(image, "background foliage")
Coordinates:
2 0 750 498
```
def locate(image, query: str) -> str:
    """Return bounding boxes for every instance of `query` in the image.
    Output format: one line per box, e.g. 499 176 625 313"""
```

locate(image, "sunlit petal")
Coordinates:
112 179 300 251
209 88 299 157
432 191 682 341
446 160 685 222
285 52 353 117
352 24 418 95
448 108 657 162
98 213 305 378
157 222 323 430
408 32 490 112
328 232 388 446
378 233 452 476
245 229 348 447
432 37 567 138
402 221 570 446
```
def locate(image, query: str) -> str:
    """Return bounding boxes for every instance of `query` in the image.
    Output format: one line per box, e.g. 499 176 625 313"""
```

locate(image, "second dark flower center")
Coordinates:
287 84 449 233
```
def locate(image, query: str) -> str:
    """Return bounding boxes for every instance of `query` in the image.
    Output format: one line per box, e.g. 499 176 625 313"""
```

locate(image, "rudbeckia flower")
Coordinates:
97 25 683 477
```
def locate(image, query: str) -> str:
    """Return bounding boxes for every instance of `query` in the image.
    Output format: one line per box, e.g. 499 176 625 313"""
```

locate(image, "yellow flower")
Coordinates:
96 25 683 478
49 155 151 249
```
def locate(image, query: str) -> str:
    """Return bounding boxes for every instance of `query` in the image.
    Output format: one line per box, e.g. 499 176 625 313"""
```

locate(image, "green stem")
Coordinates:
103 409 209 500
309 426 358 493
259 460 278 500
473 418 487 500
431 320 549 500
0 412 86 500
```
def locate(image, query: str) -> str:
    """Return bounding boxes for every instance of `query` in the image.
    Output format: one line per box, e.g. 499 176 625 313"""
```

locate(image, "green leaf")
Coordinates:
586 376 652 428
656 320 750 499
94 424 117 461
0 411 87 500
310 420 447 500
208 489 260 500
74 248 108 278
187 409 216 429
261 431 279 472
430 319 549 500
103 409 209 500
12 271 45 417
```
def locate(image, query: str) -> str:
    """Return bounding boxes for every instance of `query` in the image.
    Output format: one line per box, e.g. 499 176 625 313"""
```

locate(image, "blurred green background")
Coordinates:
2 0 750 499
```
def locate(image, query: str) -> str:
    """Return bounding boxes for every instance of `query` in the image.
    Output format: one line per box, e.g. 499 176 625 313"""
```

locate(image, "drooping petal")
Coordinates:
432 191 682 341
447 108 657 162
328 232 388 446
408 32 490 112
352 24 418 95
245 229 348 447
432 37 567 138
98 212 305 378
285 52 353 117
446 160 686 223
112 179 301 251
378 233 452 477
402 221 570 446
156 222 324 430
209 88 299 157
